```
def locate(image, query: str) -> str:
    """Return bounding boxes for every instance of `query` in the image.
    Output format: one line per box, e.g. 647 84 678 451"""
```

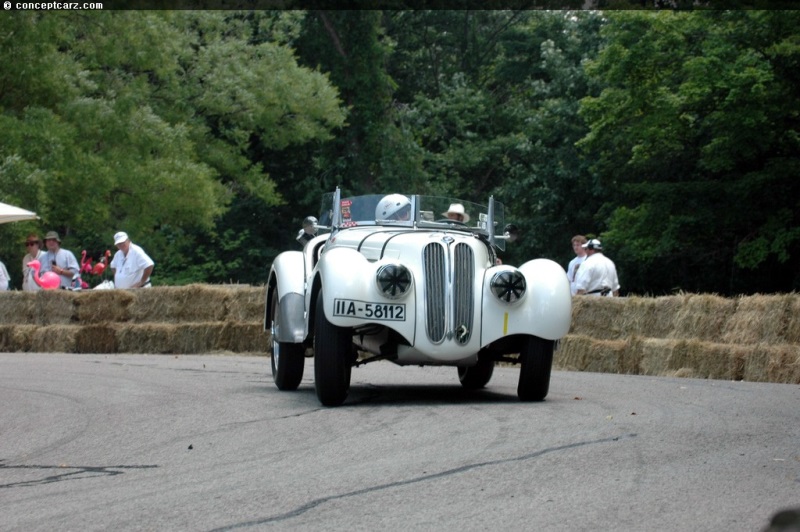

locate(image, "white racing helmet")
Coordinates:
375 194 411 220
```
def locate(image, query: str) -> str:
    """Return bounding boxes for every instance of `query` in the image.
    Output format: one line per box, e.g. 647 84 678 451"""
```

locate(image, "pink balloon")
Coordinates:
27 259 62 290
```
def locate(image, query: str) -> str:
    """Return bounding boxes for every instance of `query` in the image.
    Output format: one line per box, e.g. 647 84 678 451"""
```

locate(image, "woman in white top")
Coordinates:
21 233 44 291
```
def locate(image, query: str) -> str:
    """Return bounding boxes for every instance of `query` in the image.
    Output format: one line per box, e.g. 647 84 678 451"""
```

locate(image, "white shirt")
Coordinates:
110 243 154 289
41 248 80 289
0 261 9 290
567 255 586 296
574 252 620 296
22 250 44 291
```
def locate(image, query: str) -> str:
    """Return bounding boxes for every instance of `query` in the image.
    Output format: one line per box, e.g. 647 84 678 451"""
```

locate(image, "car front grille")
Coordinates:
423 241 475 345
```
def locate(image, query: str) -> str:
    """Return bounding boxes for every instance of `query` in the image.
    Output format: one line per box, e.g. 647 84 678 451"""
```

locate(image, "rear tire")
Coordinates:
518 336 554 401
314 291 352 406
458 356 494 389
269 288 304 391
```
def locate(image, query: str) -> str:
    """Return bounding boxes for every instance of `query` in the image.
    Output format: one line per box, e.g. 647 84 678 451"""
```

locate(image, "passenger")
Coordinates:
442 203 470 223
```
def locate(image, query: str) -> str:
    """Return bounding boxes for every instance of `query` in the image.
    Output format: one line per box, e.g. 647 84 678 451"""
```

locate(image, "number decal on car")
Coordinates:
333 299 406 321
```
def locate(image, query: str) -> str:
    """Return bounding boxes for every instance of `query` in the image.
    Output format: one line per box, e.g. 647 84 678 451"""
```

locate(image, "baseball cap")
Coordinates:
113 231 129 245
582 238 602 250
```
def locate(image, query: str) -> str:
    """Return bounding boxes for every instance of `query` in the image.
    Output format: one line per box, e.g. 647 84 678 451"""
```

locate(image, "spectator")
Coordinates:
575 238 620 297
40 231 80 289
0 258 9 290
442 203 470 223
110 231 154 289
22 233 44 292
566 234 588 296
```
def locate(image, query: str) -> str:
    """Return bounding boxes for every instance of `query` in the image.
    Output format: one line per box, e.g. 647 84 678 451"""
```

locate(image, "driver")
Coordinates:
442 203 470 223
375 194 411 221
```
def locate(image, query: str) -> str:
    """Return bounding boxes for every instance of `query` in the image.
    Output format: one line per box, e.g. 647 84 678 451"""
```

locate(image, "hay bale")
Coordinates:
556 334 625 373
75 324 119 353
127 285 231 323
116 323 175 353
11 325 39 352
784 294 800 345
667 339 746 381
616 296 681 339
226 286 267 322
30 325 78 352
0 325 38 351
568 297 628 339
219 322 269 353
617 335 644 374
0 292 38 324
116 322 230 354
170 323 225 354
638 338 676 376
763 344 800 384
74 290 135 323
722 294 792 345
35 290 77 325
671 293 736 342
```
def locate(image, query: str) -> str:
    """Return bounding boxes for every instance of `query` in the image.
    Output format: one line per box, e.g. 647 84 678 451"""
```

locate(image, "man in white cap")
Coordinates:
110 231 154 289
574 238 620 297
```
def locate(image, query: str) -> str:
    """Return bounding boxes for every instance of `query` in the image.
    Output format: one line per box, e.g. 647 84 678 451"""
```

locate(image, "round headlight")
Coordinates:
490 270 526 303
376 264 412 298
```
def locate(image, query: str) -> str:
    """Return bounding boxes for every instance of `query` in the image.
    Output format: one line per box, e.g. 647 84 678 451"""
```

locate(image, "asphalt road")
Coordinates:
1 353 798 531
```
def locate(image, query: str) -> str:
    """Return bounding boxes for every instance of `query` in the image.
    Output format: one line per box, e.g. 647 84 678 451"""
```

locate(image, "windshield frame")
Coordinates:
318 190 507 251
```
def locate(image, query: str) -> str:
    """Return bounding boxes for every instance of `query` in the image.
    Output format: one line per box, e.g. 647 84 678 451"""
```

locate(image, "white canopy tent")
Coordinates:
0 201 38 224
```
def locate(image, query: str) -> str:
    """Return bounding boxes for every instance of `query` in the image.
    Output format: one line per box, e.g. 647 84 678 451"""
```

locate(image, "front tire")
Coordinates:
458 355 494 389
269 288 304 391
518 336 554 401
314 291 353 406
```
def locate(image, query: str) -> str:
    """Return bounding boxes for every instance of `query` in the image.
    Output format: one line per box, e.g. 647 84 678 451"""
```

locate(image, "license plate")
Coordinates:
333 299 406 321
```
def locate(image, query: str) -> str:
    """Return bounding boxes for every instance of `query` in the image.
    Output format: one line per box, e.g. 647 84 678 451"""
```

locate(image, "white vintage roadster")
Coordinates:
265 189 572 406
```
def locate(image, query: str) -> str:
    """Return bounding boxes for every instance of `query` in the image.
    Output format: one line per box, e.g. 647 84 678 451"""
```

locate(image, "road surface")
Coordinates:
1 353 798 531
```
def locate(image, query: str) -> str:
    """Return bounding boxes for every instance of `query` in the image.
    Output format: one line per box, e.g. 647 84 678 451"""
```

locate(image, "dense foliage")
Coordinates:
1 10 797 295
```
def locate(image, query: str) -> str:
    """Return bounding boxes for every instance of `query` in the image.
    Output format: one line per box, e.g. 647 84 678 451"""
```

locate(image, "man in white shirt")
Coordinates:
566 234 587 296
574 239 620 297
110 231 154 289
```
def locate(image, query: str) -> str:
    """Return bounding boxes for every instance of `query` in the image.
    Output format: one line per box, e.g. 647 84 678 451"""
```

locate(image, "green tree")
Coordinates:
0 11 347 286
294 11 399 194
388 11 604 268
579 10 800 294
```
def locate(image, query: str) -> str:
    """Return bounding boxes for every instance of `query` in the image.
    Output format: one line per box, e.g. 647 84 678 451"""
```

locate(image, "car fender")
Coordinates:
317 247 416 341
481 258 572 344
267 250 307 343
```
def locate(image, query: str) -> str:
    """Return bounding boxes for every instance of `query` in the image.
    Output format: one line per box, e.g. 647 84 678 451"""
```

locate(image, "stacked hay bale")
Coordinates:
0 285 268 355
1 287 797 384
558 293 800 384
